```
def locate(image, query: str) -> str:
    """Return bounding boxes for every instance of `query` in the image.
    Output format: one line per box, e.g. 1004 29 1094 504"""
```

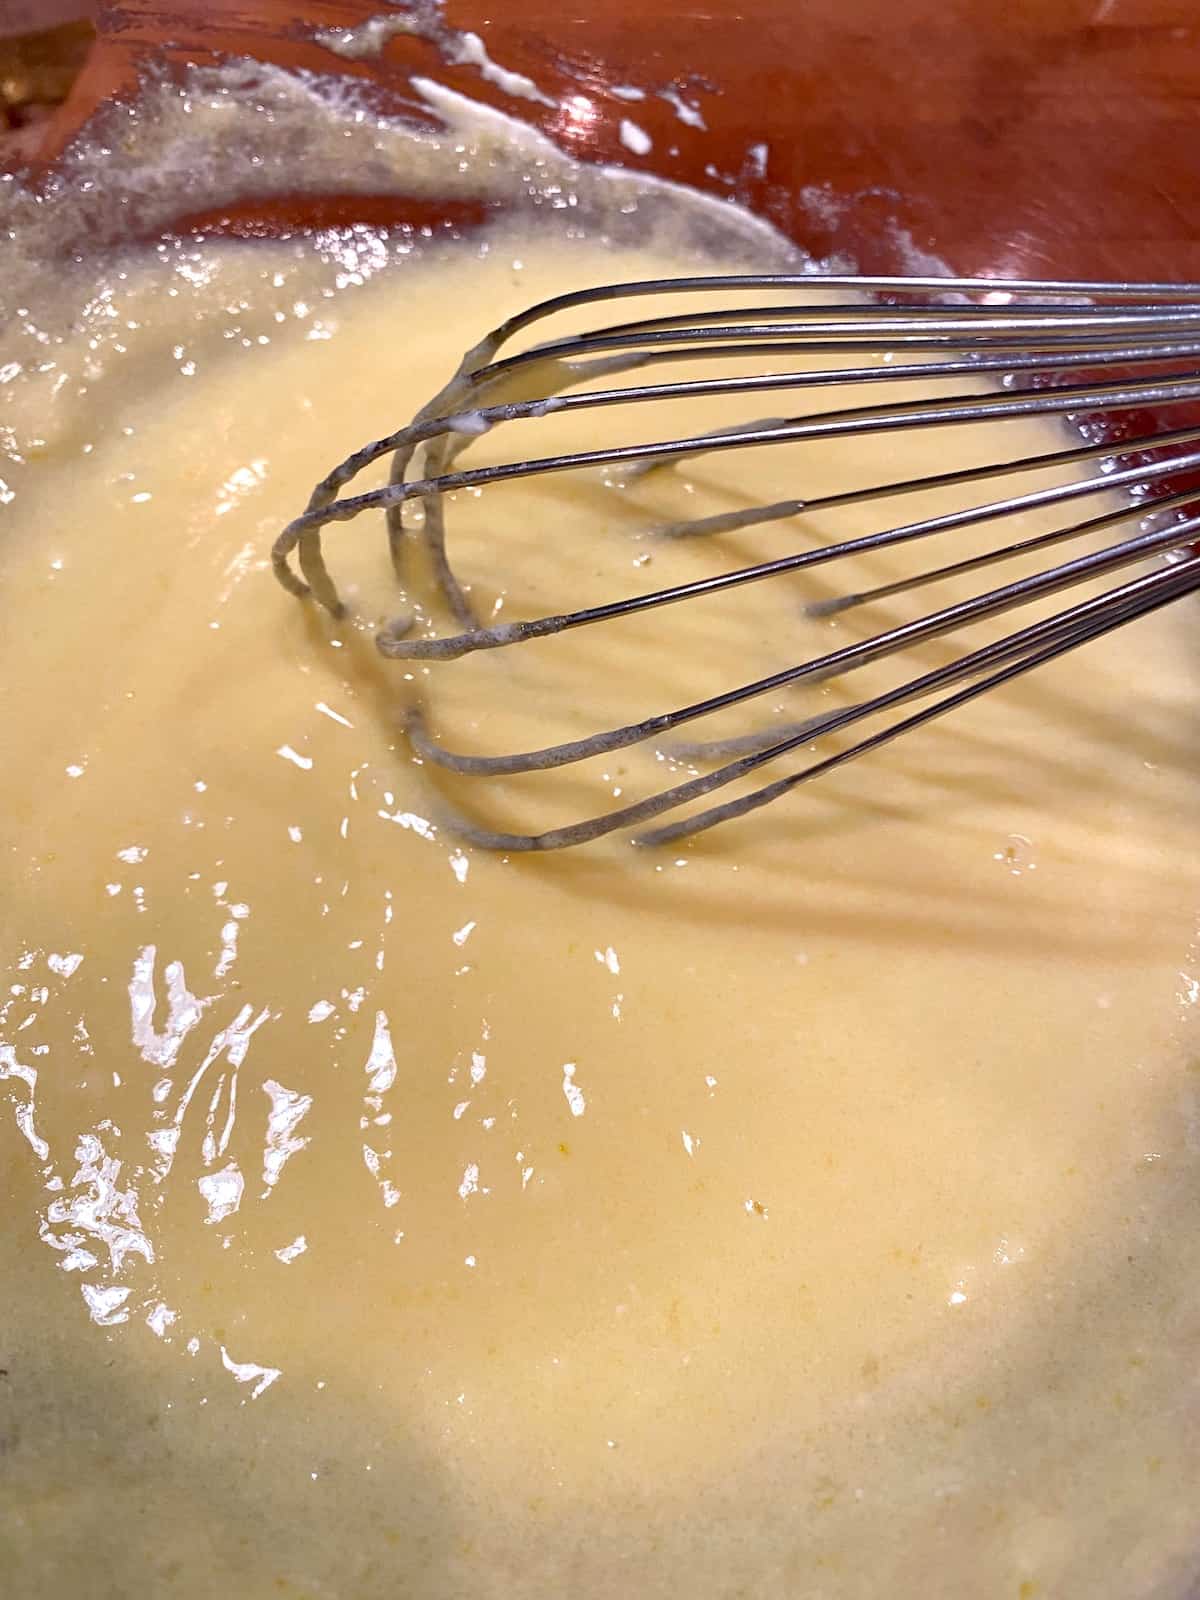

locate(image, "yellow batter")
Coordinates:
2 65 1200 1600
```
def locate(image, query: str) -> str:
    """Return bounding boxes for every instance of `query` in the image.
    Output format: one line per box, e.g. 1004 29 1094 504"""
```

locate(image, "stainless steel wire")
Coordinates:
272 274 1200 850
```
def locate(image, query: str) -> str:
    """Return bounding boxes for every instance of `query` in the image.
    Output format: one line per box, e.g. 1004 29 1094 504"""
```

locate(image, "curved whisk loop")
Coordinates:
272 272 1200 849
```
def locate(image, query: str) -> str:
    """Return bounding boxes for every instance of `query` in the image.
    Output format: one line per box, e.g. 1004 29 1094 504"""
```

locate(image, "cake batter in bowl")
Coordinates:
3 5 1200 1596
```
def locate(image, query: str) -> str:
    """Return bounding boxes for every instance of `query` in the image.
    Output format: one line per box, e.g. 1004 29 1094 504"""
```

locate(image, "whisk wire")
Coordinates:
273 273 1200 849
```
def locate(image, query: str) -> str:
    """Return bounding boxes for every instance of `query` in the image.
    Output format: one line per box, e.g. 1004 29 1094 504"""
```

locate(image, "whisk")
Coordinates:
272 273 1200 850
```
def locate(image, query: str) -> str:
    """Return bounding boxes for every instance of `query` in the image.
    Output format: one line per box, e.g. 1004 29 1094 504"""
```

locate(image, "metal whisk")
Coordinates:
272 273 1200 850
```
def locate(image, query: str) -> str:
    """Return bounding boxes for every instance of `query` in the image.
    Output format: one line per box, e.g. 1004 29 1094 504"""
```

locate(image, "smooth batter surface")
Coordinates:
3 67 1200 1600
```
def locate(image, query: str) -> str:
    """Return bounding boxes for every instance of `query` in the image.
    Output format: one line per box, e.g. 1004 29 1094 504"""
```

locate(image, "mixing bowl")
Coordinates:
8 4 1200 1596
39 0 1200 281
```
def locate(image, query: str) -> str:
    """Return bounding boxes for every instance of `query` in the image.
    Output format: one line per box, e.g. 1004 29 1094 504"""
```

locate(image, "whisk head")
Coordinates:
272 272 1200 850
